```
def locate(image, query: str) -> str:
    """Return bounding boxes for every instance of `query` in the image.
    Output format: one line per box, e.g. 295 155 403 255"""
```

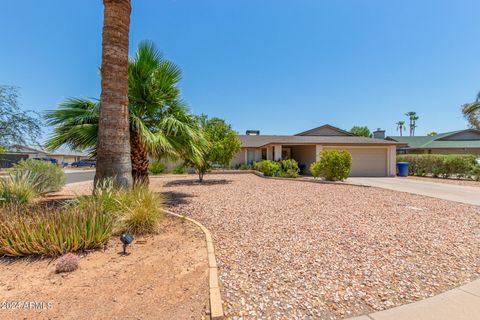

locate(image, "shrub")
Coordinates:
11 159 65 193
0 171 39 205
173 164 186 174
238 164 253 170
396 154 477 178
149 161 165 175
55 253 79 273
310 149 352 181
470 165 480 181
254 160 281 177
0 204 114 256
279 159 300 178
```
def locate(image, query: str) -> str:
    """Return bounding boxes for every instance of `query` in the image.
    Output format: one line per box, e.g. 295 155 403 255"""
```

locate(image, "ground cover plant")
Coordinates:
149 161 165 175
0 170 39 205
310 149 352 181
397 154 478 178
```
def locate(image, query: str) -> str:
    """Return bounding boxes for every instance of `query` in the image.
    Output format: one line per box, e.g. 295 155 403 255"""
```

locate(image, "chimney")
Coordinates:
373 128 385 139
246 130 260 135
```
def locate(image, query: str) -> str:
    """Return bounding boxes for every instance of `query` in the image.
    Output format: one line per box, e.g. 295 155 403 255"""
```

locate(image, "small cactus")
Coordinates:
55 253 79 273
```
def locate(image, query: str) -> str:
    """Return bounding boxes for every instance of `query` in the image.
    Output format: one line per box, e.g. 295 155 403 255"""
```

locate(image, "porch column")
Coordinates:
388 146 396 176
315 145 323 161
266 146 273 160
244 149 248 164
273 144 282 161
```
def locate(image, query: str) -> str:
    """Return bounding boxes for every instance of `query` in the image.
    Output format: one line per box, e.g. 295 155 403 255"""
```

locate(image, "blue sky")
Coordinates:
1 0 479 139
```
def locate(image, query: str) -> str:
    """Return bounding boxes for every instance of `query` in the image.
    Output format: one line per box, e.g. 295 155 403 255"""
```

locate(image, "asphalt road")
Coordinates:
65 170 95 184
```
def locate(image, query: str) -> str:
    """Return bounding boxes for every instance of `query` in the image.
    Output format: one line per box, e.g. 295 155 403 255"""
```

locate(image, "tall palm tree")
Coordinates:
405 111 418 136
45 42 207 186
396 120 405 136
462 91 480 129
96 0 133 188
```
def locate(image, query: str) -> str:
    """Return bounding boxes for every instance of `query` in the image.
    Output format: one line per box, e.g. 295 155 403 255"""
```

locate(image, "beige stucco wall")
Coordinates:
291 145 316 174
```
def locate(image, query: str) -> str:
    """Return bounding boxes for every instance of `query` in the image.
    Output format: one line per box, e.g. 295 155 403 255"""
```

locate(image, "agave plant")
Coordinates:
45 41 207 186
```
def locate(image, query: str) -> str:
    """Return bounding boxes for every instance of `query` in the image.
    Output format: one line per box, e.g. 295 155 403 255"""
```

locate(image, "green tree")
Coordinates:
185 115 241 182
350 126 372 137
427 131 438 136
396 120 406 136
0 86 42 146
45 42 205 186
405 111 419 136
462 91 480 129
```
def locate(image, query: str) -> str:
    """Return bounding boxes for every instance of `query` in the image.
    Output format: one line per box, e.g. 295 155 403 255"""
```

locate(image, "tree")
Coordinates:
427 131 438 136
405 111 419 136
96 0 133 188
350 126 372 137
462 91 480 129
45 42 205 187
185 115 241 182
0 86 42 147
396 120 406 136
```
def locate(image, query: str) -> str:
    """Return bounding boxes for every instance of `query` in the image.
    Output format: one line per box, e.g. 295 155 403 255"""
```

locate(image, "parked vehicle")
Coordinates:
32 157 59 165
71 159 96 167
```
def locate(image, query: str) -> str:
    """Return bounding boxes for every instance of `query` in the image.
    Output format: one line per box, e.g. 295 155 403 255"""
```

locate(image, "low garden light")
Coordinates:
120 233 134 255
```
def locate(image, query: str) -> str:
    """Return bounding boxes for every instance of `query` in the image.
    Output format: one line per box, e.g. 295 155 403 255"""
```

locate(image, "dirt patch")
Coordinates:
0 216 209 320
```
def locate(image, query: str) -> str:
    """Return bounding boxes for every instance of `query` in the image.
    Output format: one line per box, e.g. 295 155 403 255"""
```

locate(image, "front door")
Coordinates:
282 147 291 160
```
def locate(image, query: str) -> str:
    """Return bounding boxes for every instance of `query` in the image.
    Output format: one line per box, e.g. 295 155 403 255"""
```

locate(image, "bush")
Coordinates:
173 164 186 174
238 164 253 170
0 171 39 205
254 160 281 177
396 154 477 178
0 204 114 256
279 159 300 178
149 161 165 175
11 159 65 193
310 149 352 181
470 165 480 181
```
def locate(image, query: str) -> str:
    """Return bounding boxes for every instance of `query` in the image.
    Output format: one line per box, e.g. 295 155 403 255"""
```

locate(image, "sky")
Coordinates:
1 0 479 140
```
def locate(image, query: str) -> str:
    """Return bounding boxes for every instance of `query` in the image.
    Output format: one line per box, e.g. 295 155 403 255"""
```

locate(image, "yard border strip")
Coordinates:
163 209 224 320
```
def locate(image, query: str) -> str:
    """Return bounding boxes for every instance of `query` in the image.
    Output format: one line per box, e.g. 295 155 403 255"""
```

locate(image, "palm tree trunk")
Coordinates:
130 130 150 186
95 0 133 189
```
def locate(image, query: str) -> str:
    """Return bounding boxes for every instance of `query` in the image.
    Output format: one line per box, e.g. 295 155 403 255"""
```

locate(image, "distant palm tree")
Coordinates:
96 0 133 188
45 42 207 186
396 120 406 136
462 92 480 129
405 111 418 136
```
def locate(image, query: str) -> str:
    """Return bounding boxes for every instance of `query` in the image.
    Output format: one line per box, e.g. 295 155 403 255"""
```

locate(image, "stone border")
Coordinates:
163 209 224 320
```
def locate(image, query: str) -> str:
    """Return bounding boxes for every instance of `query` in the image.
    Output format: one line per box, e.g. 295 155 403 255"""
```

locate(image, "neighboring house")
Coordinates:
1 145 90 167
386 129 480 155
232 124 403 177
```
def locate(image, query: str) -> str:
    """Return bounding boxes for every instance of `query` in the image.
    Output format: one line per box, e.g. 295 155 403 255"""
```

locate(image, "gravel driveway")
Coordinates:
152 173 480 319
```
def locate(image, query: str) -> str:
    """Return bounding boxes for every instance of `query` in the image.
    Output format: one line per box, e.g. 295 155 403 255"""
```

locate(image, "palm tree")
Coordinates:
96 0 133 188
462 92 480 129
45 42 207 186
396 120 405 136
405 111 418 136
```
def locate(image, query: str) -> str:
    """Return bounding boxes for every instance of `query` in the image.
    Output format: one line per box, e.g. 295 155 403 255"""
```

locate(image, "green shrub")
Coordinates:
396 154 477 178
470 165 480 181
173 164 186 174
310 149 352 181
238 164 253 170
279 159 300 178
11 159 65 193
0 171 39 205
254 160 281 177
149 161 165 175
0 204 113 257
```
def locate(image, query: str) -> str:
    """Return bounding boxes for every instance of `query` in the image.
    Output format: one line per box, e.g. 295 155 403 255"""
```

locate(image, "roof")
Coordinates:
6 145 90 157
295 124 354 136
239 135 402 148
387 129 480 149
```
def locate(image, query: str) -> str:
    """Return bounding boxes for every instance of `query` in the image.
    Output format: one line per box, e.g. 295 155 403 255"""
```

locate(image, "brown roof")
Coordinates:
239 135 404 148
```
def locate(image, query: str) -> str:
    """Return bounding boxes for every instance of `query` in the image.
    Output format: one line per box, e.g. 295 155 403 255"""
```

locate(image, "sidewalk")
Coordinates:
347 279 480 320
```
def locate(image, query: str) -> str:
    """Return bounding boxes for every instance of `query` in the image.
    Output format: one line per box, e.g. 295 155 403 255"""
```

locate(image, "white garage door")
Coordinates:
324 147 388 177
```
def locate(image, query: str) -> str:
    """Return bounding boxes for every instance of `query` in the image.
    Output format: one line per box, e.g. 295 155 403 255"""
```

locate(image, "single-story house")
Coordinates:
231 124 403 177
386 129 480 155
1 145 90 167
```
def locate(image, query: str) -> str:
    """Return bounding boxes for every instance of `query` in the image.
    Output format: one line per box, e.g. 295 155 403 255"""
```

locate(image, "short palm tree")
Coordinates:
45 41 207 186
396 120 405 136
462 92 480 129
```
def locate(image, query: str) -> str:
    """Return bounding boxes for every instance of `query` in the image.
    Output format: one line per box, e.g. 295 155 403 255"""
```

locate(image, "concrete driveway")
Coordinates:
348 177 480 206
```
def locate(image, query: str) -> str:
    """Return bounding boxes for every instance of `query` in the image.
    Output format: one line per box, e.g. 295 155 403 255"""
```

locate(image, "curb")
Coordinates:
163 209 224 320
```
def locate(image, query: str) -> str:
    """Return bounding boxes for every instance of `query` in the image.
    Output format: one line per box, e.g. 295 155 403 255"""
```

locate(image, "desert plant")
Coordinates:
148 161 165 175
279 159 300 178
173 164 186 174
0 204 114 256
55 253 80 273
0 170 40 205
310 149 352 181
11 159 65 193
254 160 281 177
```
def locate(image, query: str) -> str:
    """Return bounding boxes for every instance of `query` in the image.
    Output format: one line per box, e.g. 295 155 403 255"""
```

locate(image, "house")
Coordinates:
231 124 403 177
386 129 480 155
1 145 90 167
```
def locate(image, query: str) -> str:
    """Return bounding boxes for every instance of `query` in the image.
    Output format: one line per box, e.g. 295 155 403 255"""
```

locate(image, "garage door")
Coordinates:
324 147 387 177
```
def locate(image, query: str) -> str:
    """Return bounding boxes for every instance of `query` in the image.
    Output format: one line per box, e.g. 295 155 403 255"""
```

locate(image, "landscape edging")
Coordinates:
163 209 224 320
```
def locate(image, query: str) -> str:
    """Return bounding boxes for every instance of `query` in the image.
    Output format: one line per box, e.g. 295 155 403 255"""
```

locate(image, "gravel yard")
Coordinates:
152 173 480 319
